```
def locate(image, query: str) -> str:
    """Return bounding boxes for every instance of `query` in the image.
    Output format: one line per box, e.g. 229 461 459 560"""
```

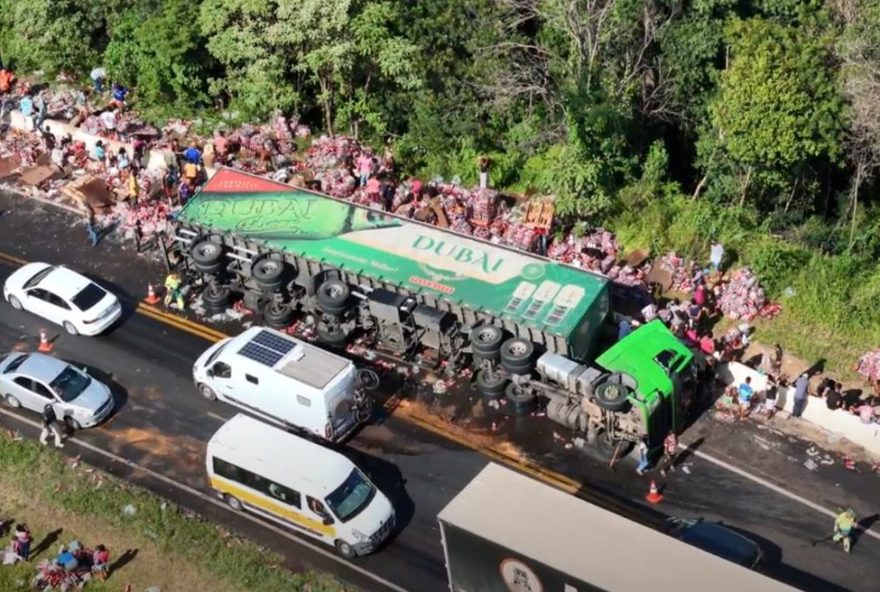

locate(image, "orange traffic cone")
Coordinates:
645 480 663 504
38 329 53 353
144 282 160 305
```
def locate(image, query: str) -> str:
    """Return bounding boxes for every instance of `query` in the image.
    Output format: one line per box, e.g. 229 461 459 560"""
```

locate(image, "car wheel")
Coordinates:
334 539 357 559
5 394 21 408
63 321 78 336
8 295 22 310
198 383 217 401
64 416 82 431
225 494 243 512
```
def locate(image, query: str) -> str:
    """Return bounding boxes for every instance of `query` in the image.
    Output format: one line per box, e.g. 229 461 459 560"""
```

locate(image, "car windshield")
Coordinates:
23 267 54 290
325 469 376 523
49 367 91 402
71 284 107 311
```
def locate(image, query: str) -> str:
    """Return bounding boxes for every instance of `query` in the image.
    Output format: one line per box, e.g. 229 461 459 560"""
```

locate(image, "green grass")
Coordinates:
0 433 353 592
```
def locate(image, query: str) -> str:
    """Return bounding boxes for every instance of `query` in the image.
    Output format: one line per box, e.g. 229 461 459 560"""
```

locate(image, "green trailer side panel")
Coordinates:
179 169 611 347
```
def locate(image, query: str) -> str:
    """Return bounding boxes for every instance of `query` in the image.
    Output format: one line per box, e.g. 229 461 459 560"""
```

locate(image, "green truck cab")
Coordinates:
596 321 697 446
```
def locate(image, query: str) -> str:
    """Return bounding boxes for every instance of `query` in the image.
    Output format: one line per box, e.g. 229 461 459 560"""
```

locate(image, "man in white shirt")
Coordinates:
100 109 118 139
90 67 106 93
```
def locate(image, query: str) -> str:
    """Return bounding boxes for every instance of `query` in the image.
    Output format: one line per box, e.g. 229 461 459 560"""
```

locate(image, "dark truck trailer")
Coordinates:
437 463 800 592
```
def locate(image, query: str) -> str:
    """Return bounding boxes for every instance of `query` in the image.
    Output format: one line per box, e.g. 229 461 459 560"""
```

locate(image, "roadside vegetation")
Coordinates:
0 431 352 591
2 0 879 376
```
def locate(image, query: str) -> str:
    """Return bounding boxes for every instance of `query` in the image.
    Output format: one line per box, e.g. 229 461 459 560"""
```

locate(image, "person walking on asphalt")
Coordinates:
791 372 809 418
635 436 650 475
40 404 63 448
86 209 100 246
832 508 858 553
659 430 678 477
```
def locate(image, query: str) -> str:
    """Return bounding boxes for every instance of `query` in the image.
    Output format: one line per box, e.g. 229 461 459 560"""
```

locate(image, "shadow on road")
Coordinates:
674 436 705 469
723 524 853 592
853 513 879 549
338 444 415 543
66 359 129 420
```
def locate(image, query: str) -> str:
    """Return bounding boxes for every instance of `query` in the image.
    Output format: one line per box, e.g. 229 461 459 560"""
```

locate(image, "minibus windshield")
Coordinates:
326 469 375 522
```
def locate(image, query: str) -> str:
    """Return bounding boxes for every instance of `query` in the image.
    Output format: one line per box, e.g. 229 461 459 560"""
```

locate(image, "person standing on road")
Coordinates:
659 431 678 477
40 404 63 448
832 508 858 553
737 376 755 420
635 436 650 476
86 209 100 246
791 372 809 418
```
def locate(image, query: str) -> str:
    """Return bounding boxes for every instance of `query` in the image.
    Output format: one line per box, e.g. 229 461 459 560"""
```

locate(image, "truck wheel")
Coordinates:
475 369 507 399
504 382 537 415
595 432 633 460
224 494 243 512
202 284 231 313
594 380 631 412
190 236 224 274
251 255 285 291
318 324 348 348
317 279 350 315
262 301 293 328
470 325 503 362
334 539 357 559
500 338 535 375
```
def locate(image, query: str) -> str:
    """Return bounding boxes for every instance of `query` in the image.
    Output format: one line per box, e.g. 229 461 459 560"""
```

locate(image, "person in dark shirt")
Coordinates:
825 383 842 411
841 389 862 412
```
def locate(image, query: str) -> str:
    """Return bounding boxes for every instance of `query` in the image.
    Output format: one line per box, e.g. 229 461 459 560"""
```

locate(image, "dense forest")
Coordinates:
1 0 878 372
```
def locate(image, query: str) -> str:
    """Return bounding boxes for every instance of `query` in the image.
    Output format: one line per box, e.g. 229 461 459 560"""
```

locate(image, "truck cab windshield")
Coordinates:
325 469 375 522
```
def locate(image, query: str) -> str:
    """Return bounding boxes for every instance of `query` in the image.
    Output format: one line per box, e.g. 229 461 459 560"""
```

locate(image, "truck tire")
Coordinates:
251 255 285 291
475 369 507 400
202 284 231 313
594 380 631 412
190 236 224 274
500 338 535 375
595 432 634 460
318 324 348 348
316 279 351 315
470 325 503 361
263 301 293 328
504 382 537 415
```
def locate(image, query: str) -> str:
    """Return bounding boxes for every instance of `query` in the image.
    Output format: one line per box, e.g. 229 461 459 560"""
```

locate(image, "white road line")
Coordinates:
0 409 409 592
682 441 880 543
206 411 229 423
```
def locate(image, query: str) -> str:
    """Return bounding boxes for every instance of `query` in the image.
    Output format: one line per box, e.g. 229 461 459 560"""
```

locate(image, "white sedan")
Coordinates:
0 352 114 429
3 263 121 336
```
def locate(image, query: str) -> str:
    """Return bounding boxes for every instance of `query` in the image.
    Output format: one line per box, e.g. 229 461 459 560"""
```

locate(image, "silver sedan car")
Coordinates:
0 352 114 429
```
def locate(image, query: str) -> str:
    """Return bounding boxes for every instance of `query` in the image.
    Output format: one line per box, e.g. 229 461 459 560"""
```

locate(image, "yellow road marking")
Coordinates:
0 249 601 502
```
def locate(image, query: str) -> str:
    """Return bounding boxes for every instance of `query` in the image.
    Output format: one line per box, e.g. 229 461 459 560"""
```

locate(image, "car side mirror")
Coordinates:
322 516 334 526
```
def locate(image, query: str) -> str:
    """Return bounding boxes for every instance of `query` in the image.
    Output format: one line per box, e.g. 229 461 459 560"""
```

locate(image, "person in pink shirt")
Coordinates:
355 152 373 187
854 400 876 424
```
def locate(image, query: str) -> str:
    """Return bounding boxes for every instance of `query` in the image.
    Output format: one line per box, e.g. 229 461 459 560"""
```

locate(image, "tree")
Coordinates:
104 0 211 113
0 0 105 74
702 19 844 208
198 0 302 119
836 0 880 247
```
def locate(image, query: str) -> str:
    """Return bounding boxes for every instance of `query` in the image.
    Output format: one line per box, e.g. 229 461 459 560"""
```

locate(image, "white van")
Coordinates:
193 326 371 441
206 414 395 558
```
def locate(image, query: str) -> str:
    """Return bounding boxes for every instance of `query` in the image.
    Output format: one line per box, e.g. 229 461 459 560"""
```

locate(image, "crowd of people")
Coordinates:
2 522 111 589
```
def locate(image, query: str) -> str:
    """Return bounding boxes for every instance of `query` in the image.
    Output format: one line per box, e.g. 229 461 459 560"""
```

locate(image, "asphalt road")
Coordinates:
0 190 878 591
